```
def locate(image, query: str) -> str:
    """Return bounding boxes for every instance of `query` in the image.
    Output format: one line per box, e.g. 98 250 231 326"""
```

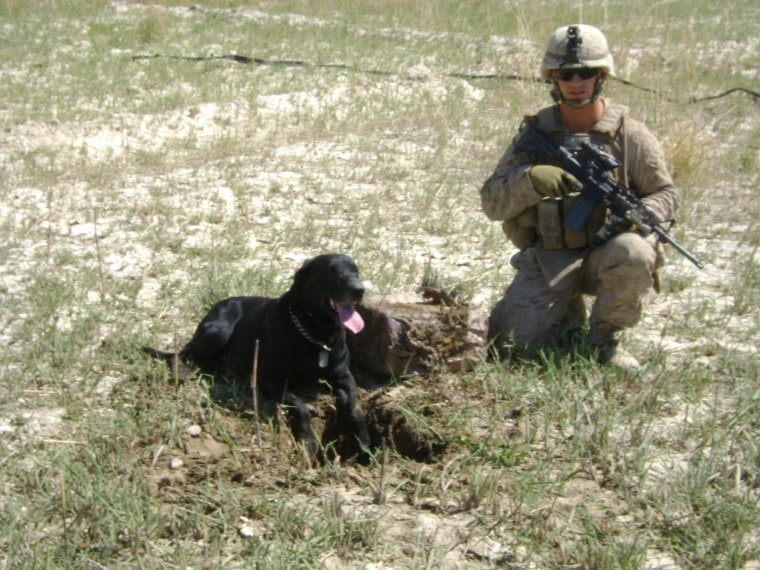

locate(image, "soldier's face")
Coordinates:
553 69 605 101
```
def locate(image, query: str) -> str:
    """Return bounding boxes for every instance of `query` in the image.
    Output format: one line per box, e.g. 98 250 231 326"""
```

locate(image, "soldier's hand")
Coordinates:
626 201 663 234
638 199 664 225
529 165 579 198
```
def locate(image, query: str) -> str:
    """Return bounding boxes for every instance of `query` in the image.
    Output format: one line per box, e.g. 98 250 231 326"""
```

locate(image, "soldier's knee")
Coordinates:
601 232 657 270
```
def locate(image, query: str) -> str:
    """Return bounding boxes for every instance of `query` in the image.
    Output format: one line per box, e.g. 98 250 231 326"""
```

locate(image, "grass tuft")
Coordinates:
0 1 758 568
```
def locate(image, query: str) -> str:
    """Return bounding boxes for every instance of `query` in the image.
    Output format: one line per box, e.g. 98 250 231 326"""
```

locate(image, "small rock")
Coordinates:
186 424 202 437
169 457 183 470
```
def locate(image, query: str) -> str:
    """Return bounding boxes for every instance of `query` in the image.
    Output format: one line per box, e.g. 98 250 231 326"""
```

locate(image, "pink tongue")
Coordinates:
338 304 364 334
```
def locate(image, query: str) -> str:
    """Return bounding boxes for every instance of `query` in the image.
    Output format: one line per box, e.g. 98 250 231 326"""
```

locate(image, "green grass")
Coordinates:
0 1 758 568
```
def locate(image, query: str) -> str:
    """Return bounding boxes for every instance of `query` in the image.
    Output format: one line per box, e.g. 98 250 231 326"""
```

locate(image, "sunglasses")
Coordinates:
554 67 601 81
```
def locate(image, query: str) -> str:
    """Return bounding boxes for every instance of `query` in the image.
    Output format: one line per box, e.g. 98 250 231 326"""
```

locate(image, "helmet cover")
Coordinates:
541 24 615 79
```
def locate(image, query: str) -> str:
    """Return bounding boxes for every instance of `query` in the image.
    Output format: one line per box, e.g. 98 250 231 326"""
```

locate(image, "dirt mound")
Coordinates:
348 289 489 381
138 370 460 503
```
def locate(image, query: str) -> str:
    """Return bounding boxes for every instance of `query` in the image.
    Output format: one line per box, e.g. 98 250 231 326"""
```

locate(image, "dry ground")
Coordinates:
1 2 759 569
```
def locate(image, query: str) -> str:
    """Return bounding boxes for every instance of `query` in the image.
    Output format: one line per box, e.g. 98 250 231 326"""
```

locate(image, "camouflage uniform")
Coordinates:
481 102 680 355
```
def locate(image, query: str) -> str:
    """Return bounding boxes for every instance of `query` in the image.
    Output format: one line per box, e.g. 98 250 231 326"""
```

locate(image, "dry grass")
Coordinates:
0 1 758 568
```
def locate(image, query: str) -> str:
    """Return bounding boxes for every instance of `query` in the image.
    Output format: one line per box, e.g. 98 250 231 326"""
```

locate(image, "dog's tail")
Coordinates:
143 346 197 382
142 345 180 366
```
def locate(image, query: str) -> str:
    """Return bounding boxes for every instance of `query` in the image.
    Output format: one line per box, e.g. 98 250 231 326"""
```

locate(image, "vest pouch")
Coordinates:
538 195 609 250
537 199 564 250
562 194 609 249
562 194 591 249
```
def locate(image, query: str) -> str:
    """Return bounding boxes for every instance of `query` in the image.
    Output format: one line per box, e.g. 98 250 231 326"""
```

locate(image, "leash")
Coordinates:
132 53 760 105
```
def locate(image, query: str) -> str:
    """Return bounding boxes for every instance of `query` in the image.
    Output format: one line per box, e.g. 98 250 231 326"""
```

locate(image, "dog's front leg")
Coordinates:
334 374 371 458
282 392 323 463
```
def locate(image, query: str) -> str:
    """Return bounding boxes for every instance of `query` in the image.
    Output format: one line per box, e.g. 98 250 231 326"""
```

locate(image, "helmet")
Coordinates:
540 24 615 79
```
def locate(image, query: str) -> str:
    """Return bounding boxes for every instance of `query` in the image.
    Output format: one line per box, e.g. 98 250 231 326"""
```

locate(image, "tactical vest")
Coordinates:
533 120 629 250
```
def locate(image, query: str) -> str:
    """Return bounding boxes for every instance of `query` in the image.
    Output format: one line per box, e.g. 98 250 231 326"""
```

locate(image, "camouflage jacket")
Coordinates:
480 101 680 250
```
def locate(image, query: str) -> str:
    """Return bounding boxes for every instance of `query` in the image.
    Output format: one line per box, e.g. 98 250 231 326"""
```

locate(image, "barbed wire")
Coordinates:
131 53 760 105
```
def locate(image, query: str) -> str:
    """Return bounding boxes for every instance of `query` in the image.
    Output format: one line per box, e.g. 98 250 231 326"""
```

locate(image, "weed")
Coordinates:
0 1 758 569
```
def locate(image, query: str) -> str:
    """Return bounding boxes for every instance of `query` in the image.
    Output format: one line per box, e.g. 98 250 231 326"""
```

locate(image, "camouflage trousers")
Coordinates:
488 231 661 354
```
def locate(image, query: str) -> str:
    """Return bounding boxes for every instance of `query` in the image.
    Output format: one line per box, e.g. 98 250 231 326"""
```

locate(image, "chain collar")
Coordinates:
288 303 331 352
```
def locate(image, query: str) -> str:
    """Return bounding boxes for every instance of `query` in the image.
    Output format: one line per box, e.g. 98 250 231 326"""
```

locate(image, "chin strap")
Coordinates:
551 76 606 108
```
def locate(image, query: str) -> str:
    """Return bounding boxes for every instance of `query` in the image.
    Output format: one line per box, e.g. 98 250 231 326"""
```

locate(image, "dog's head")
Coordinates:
291 254 365 334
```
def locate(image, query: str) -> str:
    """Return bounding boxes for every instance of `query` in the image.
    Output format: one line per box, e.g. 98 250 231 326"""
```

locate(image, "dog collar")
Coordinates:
288 304 332 367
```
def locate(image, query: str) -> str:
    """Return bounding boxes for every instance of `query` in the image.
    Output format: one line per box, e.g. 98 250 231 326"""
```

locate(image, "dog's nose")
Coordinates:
350 284 365 300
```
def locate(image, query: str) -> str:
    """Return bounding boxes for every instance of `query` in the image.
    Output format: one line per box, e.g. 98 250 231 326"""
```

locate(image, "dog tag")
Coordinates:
319 349 329 368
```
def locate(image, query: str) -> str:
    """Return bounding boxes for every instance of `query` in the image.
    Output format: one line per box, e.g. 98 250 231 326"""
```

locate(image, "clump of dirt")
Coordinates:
364 385 449 461
348 289 489 381
137 368 456 500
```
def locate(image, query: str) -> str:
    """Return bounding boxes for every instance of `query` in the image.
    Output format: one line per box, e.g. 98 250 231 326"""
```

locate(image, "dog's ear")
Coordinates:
294 257 313 280
290 257 313 301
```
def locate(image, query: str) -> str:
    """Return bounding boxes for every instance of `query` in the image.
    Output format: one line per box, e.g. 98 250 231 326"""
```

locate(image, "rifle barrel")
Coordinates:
653 226 705 269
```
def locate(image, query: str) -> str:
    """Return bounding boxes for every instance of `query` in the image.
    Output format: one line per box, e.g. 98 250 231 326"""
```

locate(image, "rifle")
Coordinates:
520 124 705 269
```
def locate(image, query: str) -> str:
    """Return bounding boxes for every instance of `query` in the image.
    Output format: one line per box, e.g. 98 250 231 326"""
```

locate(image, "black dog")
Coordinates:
144 253 370 461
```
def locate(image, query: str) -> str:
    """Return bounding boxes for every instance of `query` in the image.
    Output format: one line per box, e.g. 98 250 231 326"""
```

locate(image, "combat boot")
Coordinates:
588 326 641 373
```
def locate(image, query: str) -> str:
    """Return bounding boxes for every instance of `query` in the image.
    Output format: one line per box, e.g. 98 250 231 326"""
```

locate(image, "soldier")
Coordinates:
480 24 679 371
